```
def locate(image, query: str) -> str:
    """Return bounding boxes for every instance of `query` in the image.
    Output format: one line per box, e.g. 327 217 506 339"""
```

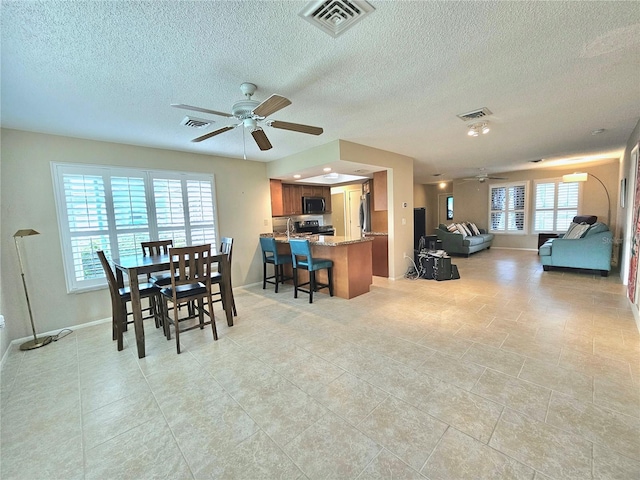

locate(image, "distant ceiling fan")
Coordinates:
461 174 508 183
172 82 323 151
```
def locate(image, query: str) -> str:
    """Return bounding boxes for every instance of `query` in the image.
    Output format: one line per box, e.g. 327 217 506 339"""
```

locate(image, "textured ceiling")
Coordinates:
2 1 639 183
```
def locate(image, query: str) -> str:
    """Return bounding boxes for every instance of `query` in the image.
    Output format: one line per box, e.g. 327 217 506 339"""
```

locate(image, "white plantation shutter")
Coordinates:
52 163 218 292
533 179 580 233
489 182 528 234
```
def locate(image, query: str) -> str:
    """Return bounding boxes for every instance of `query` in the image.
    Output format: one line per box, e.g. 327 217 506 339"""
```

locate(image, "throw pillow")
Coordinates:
564 223 589 239
455 223 468 237
461 223 473 236
447 223 458 232
563 222 579 238
469 222 481 236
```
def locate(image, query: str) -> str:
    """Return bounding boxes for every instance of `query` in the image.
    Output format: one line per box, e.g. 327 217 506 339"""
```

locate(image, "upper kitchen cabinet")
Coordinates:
270 180 332 216
270 179 284 217
373 170 387 211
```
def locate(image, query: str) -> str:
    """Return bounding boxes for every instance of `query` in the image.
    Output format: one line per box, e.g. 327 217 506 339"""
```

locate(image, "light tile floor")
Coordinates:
1 249 639 479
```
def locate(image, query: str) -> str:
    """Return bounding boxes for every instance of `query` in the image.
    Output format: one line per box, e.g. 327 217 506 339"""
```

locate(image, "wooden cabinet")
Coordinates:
270 180 332 216
365 234 388 277
373 170 387 211
283 184 302 215
270 179 284 217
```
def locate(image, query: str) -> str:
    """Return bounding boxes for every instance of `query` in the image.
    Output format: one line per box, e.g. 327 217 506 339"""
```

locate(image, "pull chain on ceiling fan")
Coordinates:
172 82 323 151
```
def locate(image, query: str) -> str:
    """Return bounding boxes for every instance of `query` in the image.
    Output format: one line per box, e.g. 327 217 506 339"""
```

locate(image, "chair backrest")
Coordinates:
141 239 173 256
259 236 277 262
220 237 233 262
96 250 120 305
168 244 212 288
289 239 313 269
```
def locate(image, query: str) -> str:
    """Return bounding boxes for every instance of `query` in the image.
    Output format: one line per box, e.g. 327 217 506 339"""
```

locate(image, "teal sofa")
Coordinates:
436 224 494 256
538 221 612 276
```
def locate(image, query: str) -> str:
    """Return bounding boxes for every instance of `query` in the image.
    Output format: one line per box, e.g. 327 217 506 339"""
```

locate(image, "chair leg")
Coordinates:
262 262 267 289
274 264 280 293
328 267 334 297
208 295 218 341
198 298 205 328
174 305 181 354
293 267 298 298
309 270 315 304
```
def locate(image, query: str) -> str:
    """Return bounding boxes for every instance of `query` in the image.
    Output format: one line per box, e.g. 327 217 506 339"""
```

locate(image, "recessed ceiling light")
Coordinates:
293 174 301 179
591 129 605 135
439 182 447 189
323 167 332 172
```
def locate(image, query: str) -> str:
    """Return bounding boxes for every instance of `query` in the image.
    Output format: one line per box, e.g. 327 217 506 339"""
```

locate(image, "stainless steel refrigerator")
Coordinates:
359 193 371 233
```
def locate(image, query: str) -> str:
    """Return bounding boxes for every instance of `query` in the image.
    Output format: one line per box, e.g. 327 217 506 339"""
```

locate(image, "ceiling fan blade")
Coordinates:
191 125 235 142
488 176 508 180
171 103 233 118
269 120 323 136
252 94 291 118
251 129 273 151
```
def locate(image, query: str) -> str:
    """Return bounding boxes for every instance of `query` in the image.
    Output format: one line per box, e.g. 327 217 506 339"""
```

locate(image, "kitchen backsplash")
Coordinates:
272 214 331 233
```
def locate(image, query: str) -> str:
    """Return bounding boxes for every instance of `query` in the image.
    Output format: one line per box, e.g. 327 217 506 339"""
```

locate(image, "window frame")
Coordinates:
532 177 583 234
51 162 219 293
488 181 529 235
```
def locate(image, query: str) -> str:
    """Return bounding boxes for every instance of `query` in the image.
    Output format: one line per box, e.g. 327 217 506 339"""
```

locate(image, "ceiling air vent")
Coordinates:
456 107 493 122
181 116 212 129
299 0 375 38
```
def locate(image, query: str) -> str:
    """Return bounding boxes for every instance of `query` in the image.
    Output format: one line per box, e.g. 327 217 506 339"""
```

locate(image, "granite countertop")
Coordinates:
363 232 389 236
260 233 374 246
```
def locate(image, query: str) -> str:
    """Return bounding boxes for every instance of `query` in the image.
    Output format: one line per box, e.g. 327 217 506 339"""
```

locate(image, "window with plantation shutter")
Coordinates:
489 182 528 234
52 163 218 292
533 178 580 233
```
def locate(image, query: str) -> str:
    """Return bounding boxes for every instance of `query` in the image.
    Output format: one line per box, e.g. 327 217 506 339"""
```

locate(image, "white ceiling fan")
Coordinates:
171 82 323 151
461 173 508 183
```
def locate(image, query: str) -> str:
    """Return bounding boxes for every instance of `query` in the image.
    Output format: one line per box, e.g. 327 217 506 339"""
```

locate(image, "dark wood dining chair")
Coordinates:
211 237 237 316
97 250 161 351
141 239 175 318
159 244 218 354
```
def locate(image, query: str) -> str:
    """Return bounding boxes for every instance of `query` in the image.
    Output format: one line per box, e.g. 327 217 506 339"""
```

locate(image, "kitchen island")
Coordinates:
260 234 374 299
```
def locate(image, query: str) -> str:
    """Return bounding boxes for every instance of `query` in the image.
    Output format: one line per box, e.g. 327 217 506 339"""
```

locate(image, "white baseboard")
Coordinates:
9 317 111 347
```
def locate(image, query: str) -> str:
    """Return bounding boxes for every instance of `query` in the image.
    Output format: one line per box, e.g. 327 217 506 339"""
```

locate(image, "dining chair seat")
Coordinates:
259 236 292 293
288 238 333 303
149 271 174 286
160 282 207 299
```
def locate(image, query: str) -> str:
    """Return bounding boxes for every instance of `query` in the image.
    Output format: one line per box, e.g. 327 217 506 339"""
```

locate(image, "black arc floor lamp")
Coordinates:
14 229 52 350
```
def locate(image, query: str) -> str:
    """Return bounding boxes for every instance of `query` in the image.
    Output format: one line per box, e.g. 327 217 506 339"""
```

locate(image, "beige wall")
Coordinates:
339 141 414 279
414 183 428 207
452 160 621 250
0 129 270 358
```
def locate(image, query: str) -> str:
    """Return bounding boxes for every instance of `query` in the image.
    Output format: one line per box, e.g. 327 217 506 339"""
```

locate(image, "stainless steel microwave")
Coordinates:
302 196 326 214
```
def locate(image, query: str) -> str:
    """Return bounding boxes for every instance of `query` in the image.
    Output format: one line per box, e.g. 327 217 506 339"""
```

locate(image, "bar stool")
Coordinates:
259 236 292 293
289 238 333 303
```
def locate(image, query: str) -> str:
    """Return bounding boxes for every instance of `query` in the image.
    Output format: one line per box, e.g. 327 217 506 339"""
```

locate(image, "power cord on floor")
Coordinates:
51 328 73 341
404 254 421 280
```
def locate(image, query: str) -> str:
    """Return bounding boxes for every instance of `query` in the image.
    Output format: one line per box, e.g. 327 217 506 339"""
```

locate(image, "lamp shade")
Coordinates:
562 173 588 182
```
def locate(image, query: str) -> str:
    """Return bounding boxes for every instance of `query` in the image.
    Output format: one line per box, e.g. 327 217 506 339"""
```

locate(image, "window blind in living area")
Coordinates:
533 179 580 233
489 182 527 234
52 163 219 293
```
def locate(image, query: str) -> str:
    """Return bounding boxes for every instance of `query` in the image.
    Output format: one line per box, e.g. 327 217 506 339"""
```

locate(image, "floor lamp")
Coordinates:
562 172 611 226
14 229 52 350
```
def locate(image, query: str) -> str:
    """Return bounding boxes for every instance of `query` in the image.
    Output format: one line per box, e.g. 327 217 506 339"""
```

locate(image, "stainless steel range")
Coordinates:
295 220 335 236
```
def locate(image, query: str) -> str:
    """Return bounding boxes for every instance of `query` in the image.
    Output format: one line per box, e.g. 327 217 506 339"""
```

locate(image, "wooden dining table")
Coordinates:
113 251 234 358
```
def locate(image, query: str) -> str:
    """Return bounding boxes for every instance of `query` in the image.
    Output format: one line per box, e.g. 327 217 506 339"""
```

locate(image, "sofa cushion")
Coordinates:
585 222 609 236
564 223 590 239
465 235 487 246
539 240 553 256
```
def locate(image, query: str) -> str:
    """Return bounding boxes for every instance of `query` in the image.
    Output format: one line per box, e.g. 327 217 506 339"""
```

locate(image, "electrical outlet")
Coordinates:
402 218 406 225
